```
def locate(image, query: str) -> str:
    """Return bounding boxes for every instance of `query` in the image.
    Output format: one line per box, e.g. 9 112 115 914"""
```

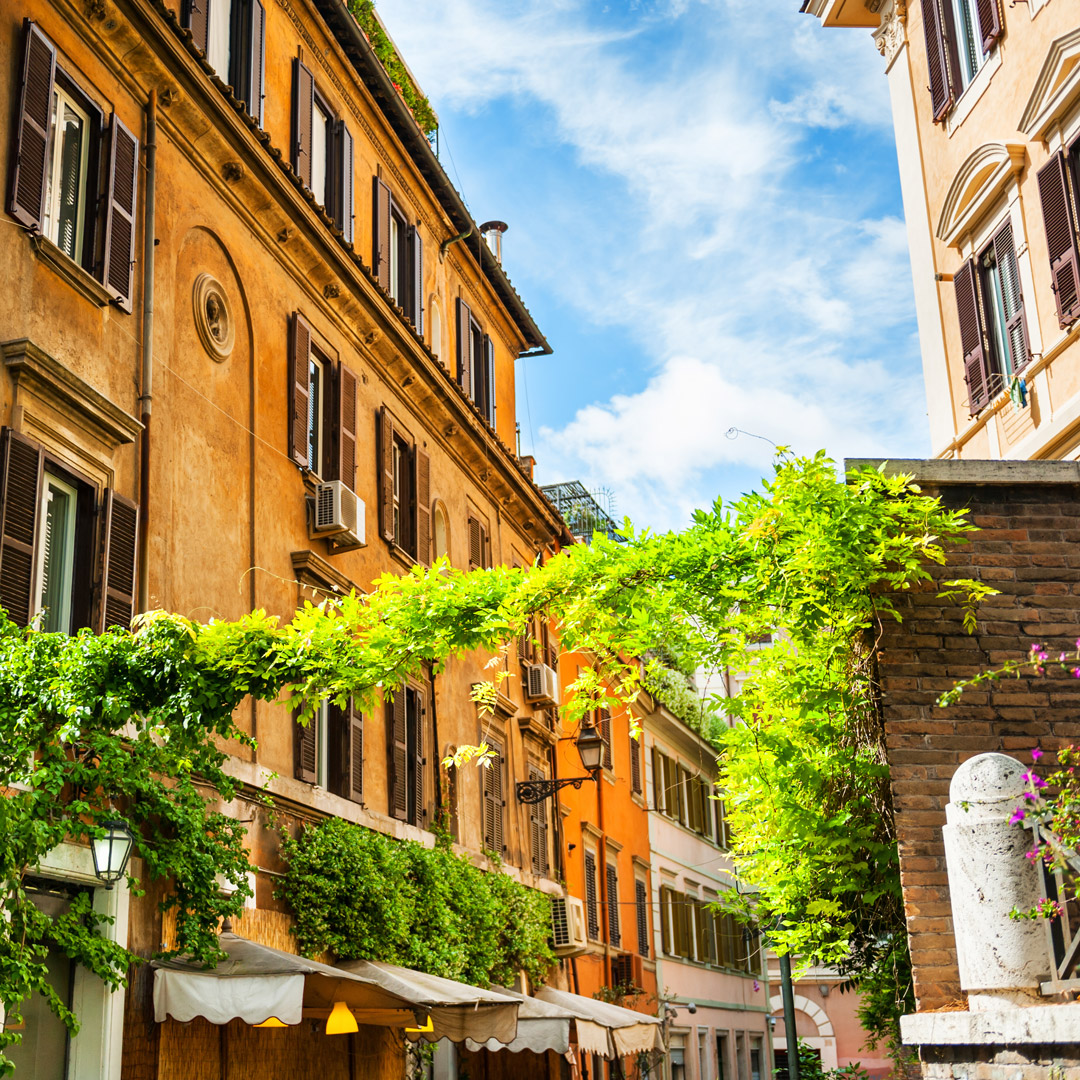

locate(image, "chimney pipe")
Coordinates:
479 220 509 264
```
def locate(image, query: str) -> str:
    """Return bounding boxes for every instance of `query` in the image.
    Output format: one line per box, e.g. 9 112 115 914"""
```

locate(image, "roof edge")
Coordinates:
845 458 1080 485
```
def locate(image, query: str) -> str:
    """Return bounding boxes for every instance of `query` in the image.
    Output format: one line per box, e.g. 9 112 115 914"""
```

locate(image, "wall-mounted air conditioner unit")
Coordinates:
551 895 588 957
525 662 560 706
311 481 365 550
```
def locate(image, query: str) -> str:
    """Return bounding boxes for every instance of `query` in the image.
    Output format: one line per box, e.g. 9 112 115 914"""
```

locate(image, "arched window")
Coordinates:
433 501 449 562
429 295 443 362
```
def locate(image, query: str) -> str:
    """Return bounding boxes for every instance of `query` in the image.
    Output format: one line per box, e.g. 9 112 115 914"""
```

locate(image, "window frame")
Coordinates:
310 87 334 212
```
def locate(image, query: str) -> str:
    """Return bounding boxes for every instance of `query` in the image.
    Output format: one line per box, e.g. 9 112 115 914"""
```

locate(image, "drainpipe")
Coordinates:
429 667 442 818
137 90 157 614
778 949 801 1080
439 226 472 261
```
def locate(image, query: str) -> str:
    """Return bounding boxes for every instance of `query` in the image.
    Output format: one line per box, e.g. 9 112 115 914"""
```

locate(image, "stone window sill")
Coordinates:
30 235 111 308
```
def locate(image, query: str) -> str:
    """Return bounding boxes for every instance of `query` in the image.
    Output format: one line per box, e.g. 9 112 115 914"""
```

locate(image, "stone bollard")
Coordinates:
942 752 1046 1009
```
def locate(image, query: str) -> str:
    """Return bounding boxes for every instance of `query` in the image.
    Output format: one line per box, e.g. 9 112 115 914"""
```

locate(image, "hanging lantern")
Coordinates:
326 1001 358 1035
90 819 135 890
575 720 604 773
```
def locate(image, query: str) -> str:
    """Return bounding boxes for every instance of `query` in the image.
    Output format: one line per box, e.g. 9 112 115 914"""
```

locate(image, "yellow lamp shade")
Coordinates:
253 1017 288 1028
326 1001 358 1035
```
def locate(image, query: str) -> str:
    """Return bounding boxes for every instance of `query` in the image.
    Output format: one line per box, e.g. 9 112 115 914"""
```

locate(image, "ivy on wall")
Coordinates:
277 817 555 988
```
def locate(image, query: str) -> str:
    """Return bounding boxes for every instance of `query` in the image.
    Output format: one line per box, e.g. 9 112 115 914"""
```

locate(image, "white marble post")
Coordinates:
942 752 1046 1008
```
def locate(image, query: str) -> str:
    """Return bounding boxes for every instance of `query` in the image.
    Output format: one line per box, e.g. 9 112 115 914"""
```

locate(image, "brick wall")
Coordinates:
867 464 1080 1012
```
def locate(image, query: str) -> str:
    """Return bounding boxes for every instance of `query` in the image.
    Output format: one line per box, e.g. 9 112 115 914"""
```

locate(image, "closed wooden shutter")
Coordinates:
407 225 423 332
246 0 266 126
665 757 681 820
954 260 992 413
651 747 664 812
295 714 316 783
484 335 496 428
0 429 43 627
635 880 649 957
350 702 364 803
659 885 673 955
99 490 138 631
414 448 431 566
379 406 395 543
528 766 549 876
413 689 426 825
336 363 357 489
606 863 621 947
483 739 505 852
467 516 482 570
629 734 642 794
336 122 354 243
1037 152 1080 328
289 314 312 467
584 851 600 940
292 60 314 189
373 177 392 290
598 707 612 771
388 689 408 820
103 116 139 310
8 21 56 231
992 221 1030 373
688 776 703 833
182 0 211 53
694 899 708 961
922 0 957 122
456 298 472 396
673 889 688 958
974 0 1002 54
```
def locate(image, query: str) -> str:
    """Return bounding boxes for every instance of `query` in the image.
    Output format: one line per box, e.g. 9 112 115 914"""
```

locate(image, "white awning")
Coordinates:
336 960 520 1045
464 987 576 1055
535 987 665 1058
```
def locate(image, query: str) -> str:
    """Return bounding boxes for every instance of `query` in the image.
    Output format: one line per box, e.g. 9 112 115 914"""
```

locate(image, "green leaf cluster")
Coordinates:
276 817 555 988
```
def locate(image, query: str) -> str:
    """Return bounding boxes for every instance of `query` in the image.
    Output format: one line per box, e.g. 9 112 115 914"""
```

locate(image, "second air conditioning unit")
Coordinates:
551 895 588 957
312 480 365 549
524 662 560 706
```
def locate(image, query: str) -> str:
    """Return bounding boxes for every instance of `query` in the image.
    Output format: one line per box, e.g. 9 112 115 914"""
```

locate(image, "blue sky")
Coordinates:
377 0 930 531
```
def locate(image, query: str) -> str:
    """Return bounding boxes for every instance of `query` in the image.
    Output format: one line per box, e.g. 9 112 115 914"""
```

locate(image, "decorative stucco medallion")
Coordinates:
193 273 235 362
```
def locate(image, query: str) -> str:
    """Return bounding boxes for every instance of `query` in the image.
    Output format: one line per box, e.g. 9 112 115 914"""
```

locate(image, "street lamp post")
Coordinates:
90 818 136 890
515 720 604 804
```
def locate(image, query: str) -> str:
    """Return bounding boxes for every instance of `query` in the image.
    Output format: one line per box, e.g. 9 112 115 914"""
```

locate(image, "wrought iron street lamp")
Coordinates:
516 720 604 804
91 819 136 890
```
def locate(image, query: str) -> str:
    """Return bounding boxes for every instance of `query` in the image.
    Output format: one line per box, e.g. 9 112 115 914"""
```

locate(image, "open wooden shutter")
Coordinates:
1037 152 1080 328
694 900 708 962
408 226 424 333
246 0 266 126
688 776 703 834
607 863 621 946
103 115 139 310
349 702 364 803
414 447 431 566
99 490 138 631
467 516 481 570
992 221 1030 373
598 707 612 770
673 889 688 958
659 885 673 955
954 259 992 414
289 314 312 467
413 689 426 824
483 739 504 852
974 0 1002 54
373 177 391 289
492 745 505 852
379 406 395 543
0 429 43 627
295 713 317 783
584 850 600 940
922 0 957 122
629 734 642 794
335 121 354 243
635 880 649 957
651 747 665 812
336 363 357 489
8 21 55 231
182 0 211 52
456 299 472 396
484 335 496 427
388 689 408 820
292 59 314 189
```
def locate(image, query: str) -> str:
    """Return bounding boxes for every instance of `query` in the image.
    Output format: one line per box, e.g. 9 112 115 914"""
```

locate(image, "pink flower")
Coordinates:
1010 807 1027 824
1024 791 1038 801
1032 747 1044 761
753 980 760 992
1061 653 1067 661
1033 775 1048 789
1075 637 1080 650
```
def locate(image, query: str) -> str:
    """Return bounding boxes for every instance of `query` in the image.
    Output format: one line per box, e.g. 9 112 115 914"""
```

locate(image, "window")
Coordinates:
482 737 505 853
0 429 135 633
433 503 448 562
699 1031 711 1080
292 61 353 240
8 21 138 309
294 697 363 801
1036 141 1080 329
635 879 650 957
584 849 601 941
385 683 426 824
953 221 1029 415
467 513 491 570
717 1034 729 1080
629 732 643 794
455 299 496 426
378 407 431 564
749 1037 764 1080
288 314 358 487
921 0 1002 120
528 766 550 877
373 179 422 328
183 0 265 125
606 861 621 947
670 1042 687 1080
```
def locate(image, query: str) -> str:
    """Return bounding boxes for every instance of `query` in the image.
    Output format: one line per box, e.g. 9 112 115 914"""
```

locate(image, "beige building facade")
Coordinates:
804 0 1080 461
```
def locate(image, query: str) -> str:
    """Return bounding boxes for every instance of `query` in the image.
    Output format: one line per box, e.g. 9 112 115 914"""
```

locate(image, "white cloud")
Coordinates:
377 0 927 531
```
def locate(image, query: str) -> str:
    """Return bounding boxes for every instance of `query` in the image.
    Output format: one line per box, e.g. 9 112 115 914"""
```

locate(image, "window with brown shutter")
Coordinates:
372 179 419 309
388 689 408 820
629 733 642 795
335 364 358 490
974 0 1002 55
606 862 621 947
954 259 993 414
456 298 473 398
295 712 317 784
292 60 314 190
407 226 424 332
328 698 362 804
414 449 431 567
584 850 600 941
103 119 137 309
1037 150 1080 329
986 221 1029 374
467 514 490 570
334 122 354 244
0 429 43 627
482 738 505 854
528 766 550 877
377 408 425 560
412 687 427 826
598 707 613 771
635 879 650 957
388 684 426 825
182 0 210 53
183 0 265 124
651 746 665 813
289 314 312 468
477 334 497 428
922 0 958 122
8 21 56 231
659 884 674 955
673 887 689 958
99 490 138 631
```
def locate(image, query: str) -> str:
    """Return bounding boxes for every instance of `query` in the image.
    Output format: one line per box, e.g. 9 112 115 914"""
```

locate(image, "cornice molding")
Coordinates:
936 143 1026 247
1019 27 1080 140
